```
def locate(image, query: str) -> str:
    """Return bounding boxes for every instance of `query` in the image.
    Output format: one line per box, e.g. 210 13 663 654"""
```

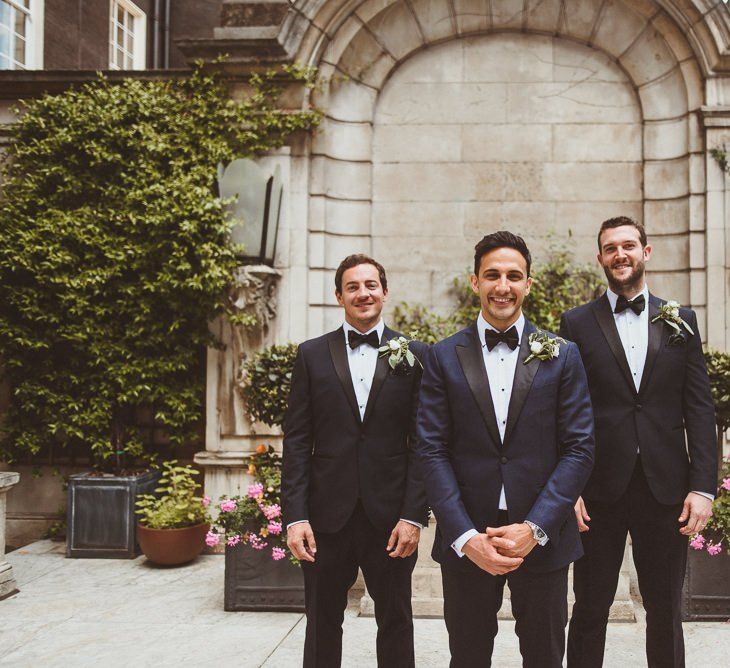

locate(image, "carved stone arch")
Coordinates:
298 0 714 334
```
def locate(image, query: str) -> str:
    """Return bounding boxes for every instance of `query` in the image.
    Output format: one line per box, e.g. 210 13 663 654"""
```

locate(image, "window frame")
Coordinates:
0 0 44 70
109 0 146 71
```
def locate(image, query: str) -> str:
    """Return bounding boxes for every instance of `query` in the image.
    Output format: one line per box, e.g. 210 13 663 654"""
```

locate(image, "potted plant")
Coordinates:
683 349 730 620
0 66 319 558
135 460 210 566
208 445 304 612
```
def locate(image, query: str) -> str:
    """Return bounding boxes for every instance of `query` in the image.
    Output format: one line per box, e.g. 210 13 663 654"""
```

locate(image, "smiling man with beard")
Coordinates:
560 217 717 668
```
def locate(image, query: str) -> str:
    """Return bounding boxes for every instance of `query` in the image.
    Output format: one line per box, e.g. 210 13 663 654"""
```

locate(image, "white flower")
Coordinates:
388 339 400 351
530 341 544 354
669 307 679 318
666 300 680 309
552 343 560 357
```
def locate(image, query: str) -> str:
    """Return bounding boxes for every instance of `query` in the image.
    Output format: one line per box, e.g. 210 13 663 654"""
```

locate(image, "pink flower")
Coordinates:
205 531 220 547
227 534 242 547
707 542 723 556
219 499 237 513
248 534 268 550
262 504 281 520
272 547 286 561
722 478 730 492
267 521 282 535
247 483 264 498
202 495 211 507
690 534 706 550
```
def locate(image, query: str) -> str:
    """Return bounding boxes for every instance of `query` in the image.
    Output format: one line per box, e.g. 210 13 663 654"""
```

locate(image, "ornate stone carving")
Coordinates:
228 264 281 333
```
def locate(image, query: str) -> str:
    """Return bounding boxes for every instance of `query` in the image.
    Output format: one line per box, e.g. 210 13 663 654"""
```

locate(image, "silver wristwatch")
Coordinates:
524 520 548 546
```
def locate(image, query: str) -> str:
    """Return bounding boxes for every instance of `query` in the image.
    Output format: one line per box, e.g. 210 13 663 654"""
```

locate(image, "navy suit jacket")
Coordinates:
560 293 716 504
415 319 595 573
282 325 429 533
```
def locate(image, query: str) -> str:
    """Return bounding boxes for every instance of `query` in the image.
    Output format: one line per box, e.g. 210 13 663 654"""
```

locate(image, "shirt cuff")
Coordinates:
452 529 478 557
524 520 549 546
399 518 424 529
692 491 715 502
286 520 309 529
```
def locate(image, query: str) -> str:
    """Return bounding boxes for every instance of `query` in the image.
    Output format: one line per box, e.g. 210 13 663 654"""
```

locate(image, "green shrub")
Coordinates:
0 65 319 466
241 343 299 428
136 460 209 530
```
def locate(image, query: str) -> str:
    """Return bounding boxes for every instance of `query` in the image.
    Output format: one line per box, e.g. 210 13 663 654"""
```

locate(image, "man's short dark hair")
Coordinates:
473 231 532 276
597 216 647 250
334 254 388 294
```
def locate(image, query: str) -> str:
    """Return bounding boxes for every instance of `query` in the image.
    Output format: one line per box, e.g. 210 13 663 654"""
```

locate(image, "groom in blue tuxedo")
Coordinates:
415 231 595 667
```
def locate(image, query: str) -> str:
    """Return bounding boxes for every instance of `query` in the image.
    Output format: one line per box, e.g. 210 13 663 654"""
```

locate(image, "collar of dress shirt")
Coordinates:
342 319 385 344
605 284 649 313
476 311 525 349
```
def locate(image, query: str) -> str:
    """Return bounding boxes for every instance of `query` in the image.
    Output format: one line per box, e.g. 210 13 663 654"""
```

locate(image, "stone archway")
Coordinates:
298 0 709 338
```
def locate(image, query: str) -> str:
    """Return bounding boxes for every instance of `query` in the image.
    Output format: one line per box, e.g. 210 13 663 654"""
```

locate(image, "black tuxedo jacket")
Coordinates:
560 293 717 505
281 325 429 533
416 319 595 573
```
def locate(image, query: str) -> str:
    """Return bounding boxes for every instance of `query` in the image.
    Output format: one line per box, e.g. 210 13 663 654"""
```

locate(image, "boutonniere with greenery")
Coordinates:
652 301 694 342
524 331 565 365
379 336 422 374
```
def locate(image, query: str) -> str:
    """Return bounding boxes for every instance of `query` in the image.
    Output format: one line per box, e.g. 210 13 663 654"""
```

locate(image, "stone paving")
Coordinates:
1 540 728 667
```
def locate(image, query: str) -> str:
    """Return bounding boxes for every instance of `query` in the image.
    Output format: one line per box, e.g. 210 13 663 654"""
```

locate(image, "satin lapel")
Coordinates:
455 323 502 450
362 326 392 425
638 295 666 396
327 328 361 423
503 320 540 445
592 294 637 396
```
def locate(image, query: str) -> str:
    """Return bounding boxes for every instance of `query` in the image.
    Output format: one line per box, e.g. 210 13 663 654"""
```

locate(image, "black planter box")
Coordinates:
66 469 161 559
224 542 305 612
682 547 730 620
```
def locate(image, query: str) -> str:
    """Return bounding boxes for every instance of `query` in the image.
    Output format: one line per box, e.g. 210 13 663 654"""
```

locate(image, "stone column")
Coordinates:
0 471 20 600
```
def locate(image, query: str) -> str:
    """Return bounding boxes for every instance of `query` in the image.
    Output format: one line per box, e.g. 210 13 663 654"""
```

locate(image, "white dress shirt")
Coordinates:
453 313 547 556
606 286 713 502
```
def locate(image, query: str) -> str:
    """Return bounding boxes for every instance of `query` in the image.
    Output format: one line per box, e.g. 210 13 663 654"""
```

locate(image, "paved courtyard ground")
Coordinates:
1 540 728 667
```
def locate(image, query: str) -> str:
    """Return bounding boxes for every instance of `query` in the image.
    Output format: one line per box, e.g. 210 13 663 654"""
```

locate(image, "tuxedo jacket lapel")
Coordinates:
504 319 540 445
327 328 361 423
362 327 393 425
638 294 666 396
456 323 502 450
592 294 637 395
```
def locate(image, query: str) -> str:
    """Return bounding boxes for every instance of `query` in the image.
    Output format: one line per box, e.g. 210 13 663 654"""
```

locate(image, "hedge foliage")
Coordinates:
0 65 319 466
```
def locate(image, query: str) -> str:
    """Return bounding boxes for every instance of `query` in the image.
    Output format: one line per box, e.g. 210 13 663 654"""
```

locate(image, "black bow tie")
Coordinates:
614 294 645 316
348 329 380 350
484 326 519 351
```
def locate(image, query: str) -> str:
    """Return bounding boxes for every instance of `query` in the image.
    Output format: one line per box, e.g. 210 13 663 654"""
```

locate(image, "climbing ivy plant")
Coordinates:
0 64 320 467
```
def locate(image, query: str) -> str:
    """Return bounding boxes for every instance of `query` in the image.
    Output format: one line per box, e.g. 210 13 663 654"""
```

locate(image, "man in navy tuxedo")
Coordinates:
562 217 717 668
282 254 428 667
415 231 595 667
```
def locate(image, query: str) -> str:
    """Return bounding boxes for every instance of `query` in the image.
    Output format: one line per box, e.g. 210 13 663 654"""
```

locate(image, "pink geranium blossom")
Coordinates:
707 542 723 556
248 534 268 550
227 534 242 547
272 547 286 561
205 531 221 547
202 495 211 507
690 534 706 550
722 477 730 492
262 504 281 520
219 499 237 512
247 482 264 498
267 521 282 535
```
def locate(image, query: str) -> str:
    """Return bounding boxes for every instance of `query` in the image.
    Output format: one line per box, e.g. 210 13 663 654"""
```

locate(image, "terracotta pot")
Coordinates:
137 522 209 566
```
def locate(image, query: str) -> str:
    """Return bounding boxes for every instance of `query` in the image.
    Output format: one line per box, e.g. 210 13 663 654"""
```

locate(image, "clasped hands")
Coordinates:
463 523 538 576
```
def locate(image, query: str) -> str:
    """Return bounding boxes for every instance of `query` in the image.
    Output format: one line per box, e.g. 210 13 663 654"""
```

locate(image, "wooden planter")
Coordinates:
682 546 730 620
224 541 305 612
137 522 209 566
66 469 161 559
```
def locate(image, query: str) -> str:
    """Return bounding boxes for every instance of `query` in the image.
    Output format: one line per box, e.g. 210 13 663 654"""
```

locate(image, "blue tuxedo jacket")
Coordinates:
415 319 595 573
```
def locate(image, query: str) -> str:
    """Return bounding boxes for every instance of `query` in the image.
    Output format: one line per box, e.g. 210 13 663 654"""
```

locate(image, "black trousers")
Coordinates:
300 502 417 668
441 512 569 668
568 459 688 668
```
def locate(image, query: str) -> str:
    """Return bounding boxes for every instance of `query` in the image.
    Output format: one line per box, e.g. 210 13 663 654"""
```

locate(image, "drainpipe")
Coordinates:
151 0 160 68
162 0 170 69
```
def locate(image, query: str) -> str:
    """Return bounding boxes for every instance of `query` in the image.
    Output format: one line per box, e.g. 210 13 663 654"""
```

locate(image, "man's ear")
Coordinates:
382 288 388 302
335 290 344 306
525 277 533 296
469 274 479 295
643 244 652 262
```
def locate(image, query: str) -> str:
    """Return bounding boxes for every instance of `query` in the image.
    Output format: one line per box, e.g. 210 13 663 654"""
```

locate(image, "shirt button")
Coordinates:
500 456 508 464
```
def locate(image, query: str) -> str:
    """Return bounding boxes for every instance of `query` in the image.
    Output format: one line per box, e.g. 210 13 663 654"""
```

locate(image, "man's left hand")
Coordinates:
678 492 713 536
487 523 538 558
387 520 420 558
